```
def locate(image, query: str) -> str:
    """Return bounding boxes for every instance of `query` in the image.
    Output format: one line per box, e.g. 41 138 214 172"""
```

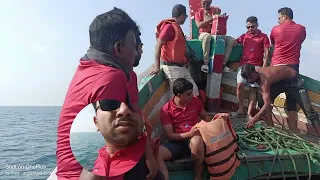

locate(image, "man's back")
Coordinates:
257 66 297 86
270 21 306 66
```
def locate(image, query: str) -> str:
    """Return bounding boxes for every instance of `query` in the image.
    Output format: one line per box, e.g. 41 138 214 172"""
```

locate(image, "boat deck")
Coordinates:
166 114 320 180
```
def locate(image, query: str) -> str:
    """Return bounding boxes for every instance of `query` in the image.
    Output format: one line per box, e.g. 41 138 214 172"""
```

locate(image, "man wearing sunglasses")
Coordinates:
56 8 147 180
157 78 211 180
231 16 270 119
270 7 306 131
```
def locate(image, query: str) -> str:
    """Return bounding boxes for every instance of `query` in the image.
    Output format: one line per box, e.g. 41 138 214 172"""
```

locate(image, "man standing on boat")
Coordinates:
270 7 306 131
157 78 211 180
55 8 158 180
231 16 270 118
149 4 199 97
240 64 320 136
194 0 234 73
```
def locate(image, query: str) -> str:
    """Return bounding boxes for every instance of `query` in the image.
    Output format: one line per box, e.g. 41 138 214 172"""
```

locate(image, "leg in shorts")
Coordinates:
162 65 199 97
162 140 191 161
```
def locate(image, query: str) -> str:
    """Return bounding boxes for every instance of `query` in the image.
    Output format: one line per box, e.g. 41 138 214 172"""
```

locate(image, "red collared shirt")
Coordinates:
92 135 147 179
194 7 221 33
270 21 306 66
160 97 203 133
236 30 270 66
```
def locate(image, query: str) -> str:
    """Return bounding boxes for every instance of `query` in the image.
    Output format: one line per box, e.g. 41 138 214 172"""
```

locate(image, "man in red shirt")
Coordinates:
157 78 211 180
269 7 306 130
55 8 157 180
149 4 199 97
194 0 235 72
78 100 164 180
231 16 270 118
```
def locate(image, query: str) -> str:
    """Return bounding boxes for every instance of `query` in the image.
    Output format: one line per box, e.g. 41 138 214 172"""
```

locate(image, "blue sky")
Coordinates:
0 0 319 106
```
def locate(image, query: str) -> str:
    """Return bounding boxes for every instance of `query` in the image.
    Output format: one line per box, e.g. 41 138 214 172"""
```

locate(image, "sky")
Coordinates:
0 0 319 106
70 104 96 132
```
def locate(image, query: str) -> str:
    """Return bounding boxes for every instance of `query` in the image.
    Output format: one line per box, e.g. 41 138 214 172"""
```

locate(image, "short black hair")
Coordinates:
89 7 138 54
172 4 187 18
278 7 293 19
241 64 256 79
172 78 193 96
136 29 142 47
246 16 258 23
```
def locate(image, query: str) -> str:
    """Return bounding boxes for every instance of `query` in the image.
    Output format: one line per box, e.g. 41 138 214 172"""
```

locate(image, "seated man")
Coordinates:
194 0 235 73
157 78 211 180
80 100 164 180
240 64 320 136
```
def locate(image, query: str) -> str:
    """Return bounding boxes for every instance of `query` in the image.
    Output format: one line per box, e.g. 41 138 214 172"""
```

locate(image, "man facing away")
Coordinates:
55 8 157 180
270 7 306 131
231 16 270 118
149 4 199 97
240 64 320 136
79 100 164 180
157 78 211 180
194 0 234 72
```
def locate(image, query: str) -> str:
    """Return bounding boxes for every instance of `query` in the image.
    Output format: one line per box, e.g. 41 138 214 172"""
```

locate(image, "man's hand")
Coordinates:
149 66 160 76
188 125 200 138
246 116 259 129
146 157 158 180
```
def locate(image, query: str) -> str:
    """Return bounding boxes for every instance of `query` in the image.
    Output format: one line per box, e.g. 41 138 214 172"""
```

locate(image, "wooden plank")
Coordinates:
222 84 250 99
206 73 222 99
273 96 320 113
141 81 168 116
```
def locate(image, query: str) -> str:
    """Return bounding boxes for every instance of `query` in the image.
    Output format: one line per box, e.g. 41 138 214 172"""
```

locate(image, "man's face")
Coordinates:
247 73 259 84
133 44 143 67
201 0 212 10
277 13 286 24
177 13 188 25
93 100 143 147
114 30 137 69
246 22 258 34
177 89 193 103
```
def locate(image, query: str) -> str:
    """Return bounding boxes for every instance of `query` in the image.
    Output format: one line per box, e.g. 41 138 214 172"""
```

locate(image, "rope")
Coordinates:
235 124 320 179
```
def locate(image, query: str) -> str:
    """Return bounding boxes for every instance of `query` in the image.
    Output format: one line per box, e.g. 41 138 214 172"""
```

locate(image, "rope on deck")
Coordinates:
234 124 320 180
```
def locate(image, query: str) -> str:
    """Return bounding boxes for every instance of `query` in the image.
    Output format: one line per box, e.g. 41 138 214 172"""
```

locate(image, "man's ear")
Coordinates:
93 116 99 132
113 41 123 58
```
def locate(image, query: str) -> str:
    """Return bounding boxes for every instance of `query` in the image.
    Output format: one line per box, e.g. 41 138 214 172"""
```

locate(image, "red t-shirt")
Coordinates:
158 24 175 41
160 97 203 133
270 21 306 66
92 135 147 179
194 7 221 33
236 30 270 66
56 60 136 179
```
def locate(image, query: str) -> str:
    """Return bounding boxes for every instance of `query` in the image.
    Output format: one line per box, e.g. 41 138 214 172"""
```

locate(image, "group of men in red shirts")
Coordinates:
53 1 319 180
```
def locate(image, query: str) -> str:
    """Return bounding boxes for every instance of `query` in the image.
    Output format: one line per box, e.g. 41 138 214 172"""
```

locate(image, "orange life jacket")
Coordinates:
195 113 240 180
155 19 187 64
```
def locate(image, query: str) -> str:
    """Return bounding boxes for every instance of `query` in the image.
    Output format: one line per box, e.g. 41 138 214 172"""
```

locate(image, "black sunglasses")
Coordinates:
246 25 255 29
93 99 134 112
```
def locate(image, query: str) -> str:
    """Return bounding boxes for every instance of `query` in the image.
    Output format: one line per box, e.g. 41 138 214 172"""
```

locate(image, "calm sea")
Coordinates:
0 106 60 180
70 132 105 171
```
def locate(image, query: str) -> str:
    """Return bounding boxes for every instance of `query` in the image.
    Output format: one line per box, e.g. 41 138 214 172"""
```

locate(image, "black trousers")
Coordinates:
286 64 300 111
258 74 320 131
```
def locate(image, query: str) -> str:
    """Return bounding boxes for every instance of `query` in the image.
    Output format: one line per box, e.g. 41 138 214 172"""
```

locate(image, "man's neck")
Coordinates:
173 96 186 107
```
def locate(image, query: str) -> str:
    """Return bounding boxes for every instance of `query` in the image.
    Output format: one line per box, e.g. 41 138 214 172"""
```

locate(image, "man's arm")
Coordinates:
270 28 275 46
263 35 271 67
254 83 271 120
154 39 167 68
195 12 213 29
162 124 192 141
199 109 211 122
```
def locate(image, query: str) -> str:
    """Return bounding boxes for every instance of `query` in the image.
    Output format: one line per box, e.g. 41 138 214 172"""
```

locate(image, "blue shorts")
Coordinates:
162 140 191 161
237 66 260 88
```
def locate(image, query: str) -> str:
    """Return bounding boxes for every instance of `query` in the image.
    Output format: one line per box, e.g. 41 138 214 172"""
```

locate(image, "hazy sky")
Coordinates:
1 0 319 106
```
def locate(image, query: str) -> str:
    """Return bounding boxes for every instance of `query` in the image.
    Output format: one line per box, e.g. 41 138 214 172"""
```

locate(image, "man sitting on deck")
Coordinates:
240 64 320 136
231 16 270 118
194 0 235 72
149 4 199 97
157 78 211 180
